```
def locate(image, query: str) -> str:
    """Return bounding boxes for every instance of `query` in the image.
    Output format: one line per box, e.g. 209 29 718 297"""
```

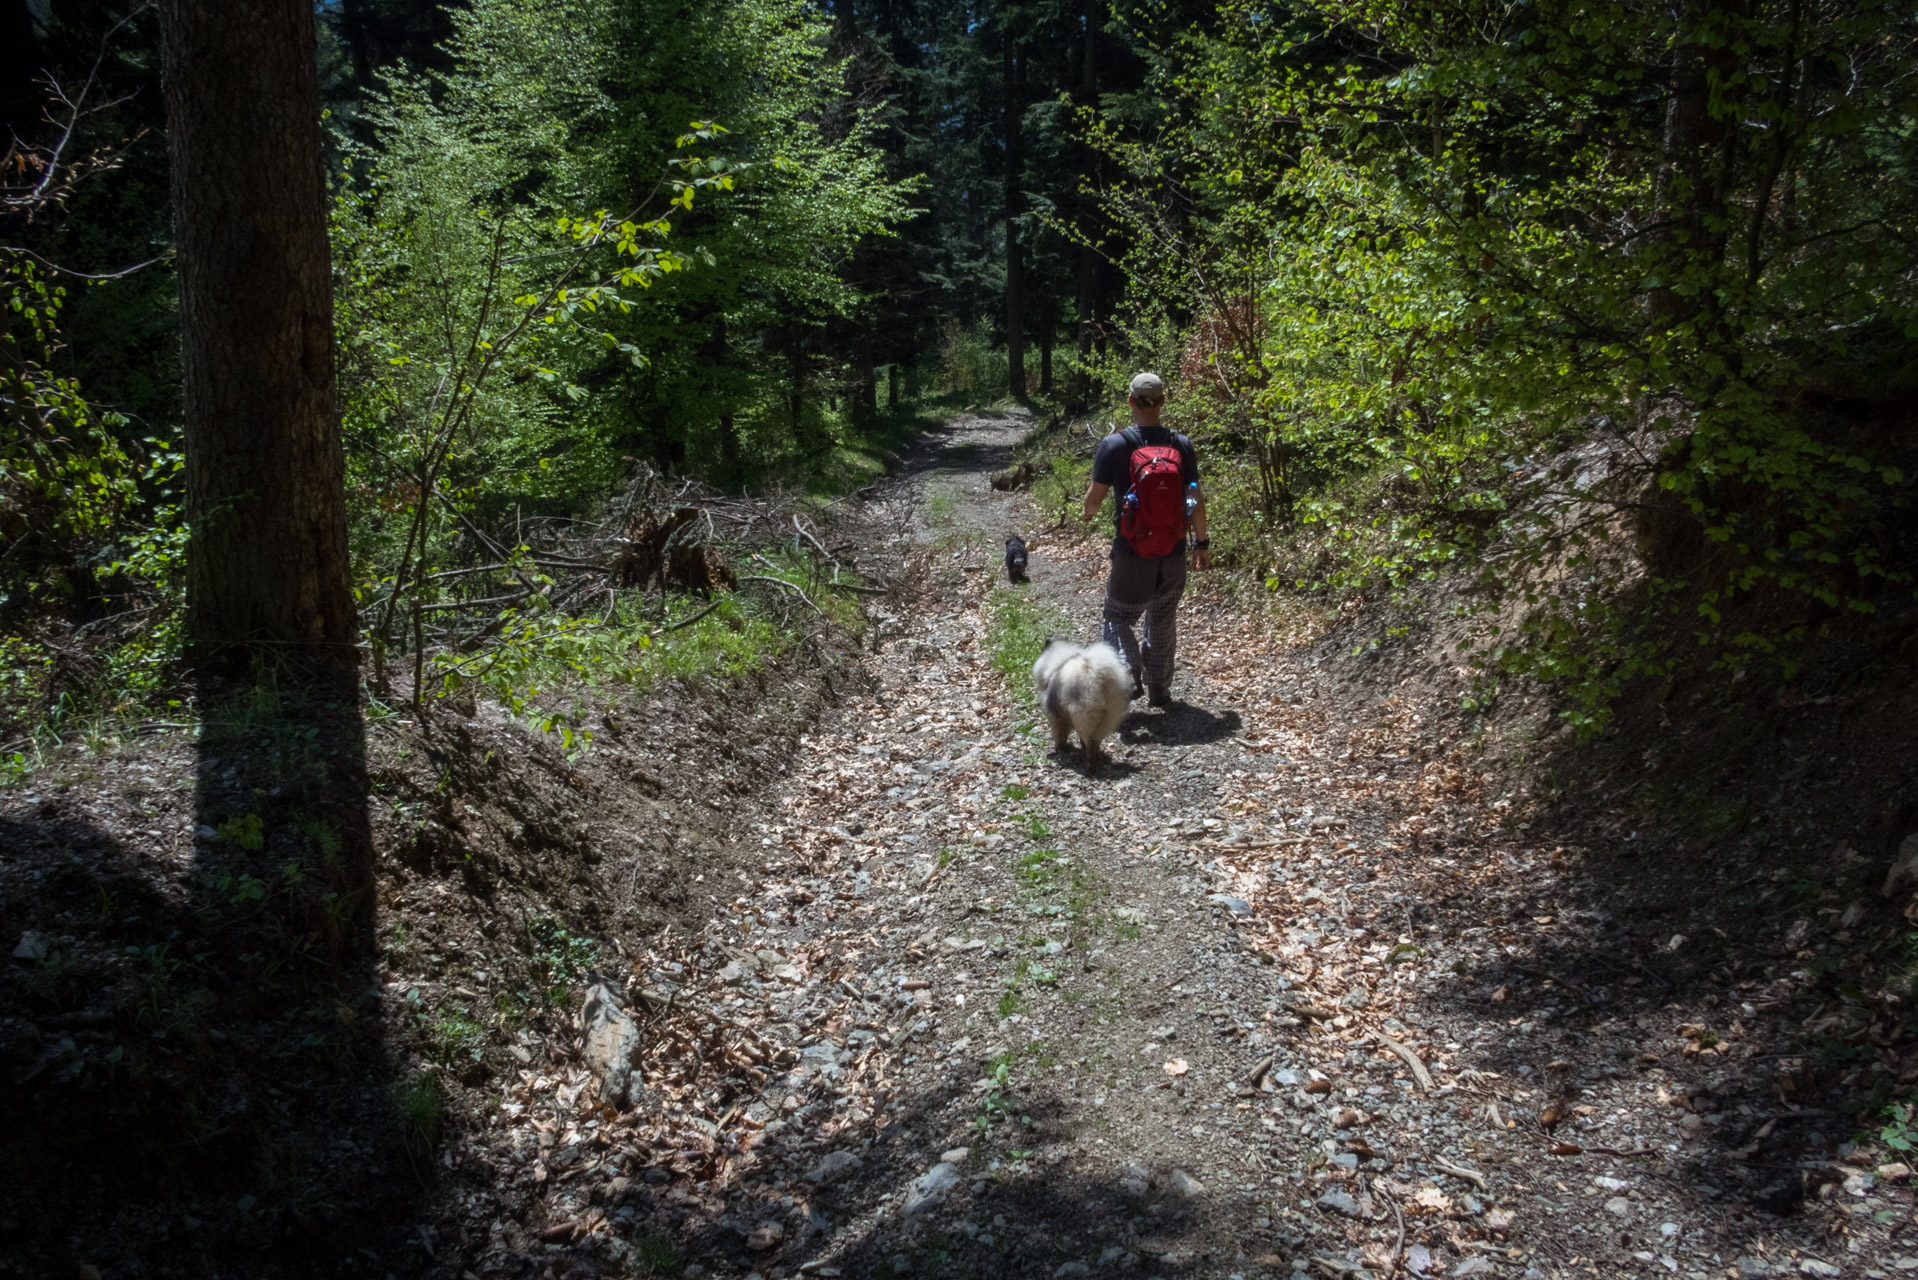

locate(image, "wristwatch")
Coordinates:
1192 537 1210 549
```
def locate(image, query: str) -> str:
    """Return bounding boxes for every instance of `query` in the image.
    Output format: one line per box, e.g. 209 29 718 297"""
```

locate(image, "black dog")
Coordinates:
1005 535 1029 584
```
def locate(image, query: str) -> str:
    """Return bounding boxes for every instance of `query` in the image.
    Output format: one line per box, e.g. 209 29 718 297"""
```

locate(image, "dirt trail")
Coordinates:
566 412 1905 1280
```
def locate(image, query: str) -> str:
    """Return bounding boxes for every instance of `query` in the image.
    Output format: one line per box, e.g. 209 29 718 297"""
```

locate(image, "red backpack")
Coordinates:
1118 426 1188 558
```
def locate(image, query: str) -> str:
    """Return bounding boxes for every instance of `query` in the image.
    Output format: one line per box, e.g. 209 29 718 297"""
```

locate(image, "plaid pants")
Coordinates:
1100 541 1188 690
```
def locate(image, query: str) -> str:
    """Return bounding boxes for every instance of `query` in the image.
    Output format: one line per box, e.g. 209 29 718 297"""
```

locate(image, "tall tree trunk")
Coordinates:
1040 332 1053 394
1650 0 1736 326
1074 0 1100 401
1075 244 1096 378
705 313 742 476
0 0 43 146
1083 0 1098 89
160 0 356 678
887 362 900 410
789 342 806 431
339 0 375 91
854 345 877 425
1003 29 1025 399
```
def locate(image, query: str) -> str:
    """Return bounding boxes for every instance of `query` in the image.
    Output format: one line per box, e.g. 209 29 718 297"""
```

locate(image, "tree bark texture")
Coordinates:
1003 31 1025 398
160 0 356 676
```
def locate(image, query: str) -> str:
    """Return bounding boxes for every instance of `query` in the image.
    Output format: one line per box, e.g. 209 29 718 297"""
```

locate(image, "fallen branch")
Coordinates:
737 574 823 614
420 589 534 613
651 597 725 635
1374 1033 1436 1093
1371 1175 1405 1275
792 515 840 568
1548 1143 1662 1159
1431 1156 1487 1190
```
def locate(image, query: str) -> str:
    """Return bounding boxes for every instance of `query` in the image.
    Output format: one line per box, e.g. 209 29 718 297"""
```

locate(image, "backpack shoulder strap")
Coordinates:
1121 425 1143 451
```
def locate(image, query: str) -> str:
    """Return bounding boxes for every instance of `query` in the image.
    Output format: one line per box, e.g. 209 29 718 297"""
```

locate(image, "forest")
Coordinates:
3 0 1917 1276
5 0 1914 739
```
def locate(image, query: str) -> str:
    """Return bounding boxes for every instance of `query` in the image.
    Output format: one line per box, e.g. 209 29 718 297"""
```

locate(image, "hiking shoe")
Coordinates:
1147 685 1172 708
1130 676 1144 701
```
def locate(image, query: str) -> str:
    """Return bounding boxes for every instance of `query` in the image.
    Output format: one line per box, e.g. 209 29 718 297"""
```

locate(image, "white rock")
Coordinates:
1206 894 1253 916
1593 1175 1630 1191
1798 1262 1840 1278
1054 1264 1090 1278
903 1162 961 1216
1604 1196 1632 1216
579 984 644 1106
940 1147 970 1164
1168 1168 1205 1199
11 931 47 961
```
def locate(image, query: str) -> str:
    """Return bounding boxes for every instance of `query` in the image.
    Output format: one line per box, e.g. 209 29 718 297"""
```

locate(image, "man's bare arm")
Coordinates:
1190 487 1210 569
1080 481 1109 524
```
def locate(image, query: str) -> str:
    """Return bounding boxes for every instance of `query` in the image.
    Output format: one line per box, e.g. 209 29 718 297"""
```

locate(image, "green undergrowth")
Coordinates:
2 546 863 782
438 545 863 753
985 585 1067 692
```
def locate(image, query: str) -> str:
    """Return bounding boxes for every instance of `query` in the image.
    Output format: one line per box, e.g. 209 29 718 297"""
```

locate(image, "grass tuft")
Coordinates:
396 1071 444 1154
985 586 1067 689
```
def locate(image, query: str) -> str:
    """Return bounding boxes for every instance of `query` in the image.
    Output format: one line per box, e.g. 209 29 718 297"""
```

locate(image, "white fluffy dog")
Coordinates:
1032 639 1132 772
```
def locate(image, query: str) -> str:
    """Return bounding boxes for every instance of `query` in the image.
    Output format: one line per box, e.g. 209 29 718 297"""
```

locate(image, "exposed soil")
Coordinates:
6 410 1917 1280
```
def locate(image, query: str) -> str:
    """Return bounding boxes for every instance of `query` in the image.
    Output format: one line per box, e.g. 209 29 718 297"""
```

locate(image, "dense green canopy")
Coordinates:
3 0 1913 735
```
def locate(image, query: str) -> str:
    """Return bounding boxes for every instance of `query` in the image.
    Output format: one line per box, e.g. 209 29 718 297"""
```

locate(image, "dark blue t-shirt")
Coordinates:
1092 425 1200 538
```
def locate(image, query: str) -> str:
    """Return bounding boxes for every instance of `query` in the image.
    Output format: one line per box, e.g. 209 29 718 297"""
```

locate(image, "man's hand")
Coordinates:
1193 547 1211 571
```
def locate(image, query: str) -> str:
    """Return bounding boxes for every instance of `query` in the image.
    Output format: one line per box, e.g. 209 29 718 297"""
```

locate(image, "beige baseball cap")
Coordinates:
1128 371 1167 400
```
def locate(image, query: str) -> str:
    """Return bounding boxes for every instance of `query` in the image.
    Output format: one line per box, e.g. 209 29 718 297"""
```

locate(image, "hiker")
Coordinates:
1078 371 1208 707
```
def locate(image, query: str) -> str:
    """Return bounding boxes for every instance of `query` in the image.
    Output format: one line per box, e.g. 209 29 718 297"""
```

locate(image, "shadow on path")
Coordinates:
1119 703 1243 748
0 673 411 1277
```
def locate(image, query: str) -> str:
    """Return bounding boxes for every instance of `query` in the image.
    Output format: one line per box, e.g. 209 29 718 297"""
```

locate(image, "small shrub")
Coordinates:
396 1071 444 1153
217 813 266 851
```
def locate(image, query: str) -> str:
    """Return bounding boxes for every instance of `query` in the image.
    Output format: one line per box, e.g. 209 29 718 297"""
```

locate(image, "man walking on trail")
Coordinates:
1080 371 1209 707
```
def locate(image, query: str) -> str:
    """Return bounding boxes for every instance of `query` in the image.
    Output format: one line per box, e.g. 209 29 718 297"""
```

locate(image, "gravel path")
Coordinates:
562 411 1911 1280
